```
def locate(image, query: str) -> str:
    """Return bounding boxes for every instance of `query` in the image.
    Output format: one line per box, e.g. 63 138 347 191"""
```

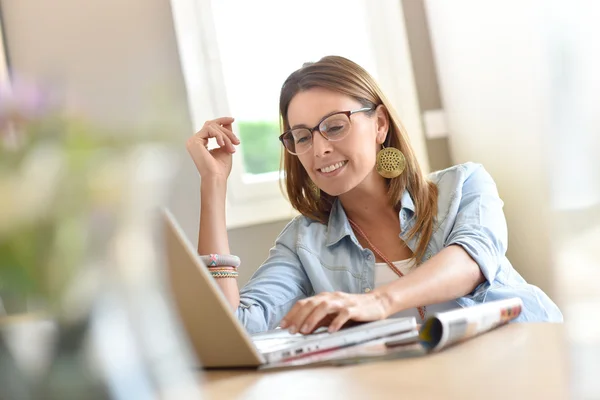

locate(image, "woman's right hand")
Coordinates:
186 117 241 180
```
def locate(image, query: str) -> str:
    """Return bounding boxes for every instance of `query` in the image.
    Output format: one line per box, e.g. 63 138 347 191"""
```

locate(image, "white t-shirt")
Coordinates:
374 259 459 321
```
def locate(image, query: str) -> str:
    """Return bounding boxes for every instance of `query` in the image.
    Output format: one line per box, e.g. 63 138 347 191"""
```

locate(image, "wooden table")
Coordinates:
199 323 569 400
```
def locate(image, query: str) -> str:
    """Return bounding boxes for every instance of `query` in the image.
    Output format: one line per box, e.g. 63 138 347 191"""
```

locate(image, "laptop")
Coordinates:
162 209 416 368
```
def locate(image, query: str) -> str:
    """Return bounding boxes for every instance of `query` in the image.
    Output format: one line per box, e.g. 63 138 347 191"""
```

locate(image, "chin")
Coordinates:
320 184 354 198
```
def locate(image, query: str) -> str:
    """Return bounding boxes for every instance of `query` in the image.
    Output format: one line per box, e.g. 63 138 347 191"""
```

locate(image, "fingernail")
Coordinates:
301 325 310 334
280 320 287 328
288 325 296 334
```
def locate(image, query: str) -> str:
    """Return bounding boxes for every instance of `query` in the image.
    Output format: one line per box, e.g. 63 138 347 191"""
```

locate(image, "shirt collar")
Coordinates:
325 199 353 247
400 189 416 217
325 189 416 247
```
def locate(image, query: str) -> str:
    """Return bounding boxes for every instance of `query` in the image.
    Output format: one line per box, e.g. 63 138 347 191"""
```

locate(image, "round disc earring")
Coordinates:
376 145 406 179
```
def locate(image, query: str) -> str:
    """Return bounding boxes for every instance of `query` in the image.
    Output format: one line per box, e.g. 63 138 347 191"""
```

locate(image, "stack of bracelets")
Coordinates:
199 254 240 279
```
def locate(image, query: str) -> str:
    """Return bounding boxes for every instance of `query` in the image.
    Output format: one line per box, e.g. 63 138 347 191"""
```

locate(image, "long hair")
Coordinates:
278 55 437 262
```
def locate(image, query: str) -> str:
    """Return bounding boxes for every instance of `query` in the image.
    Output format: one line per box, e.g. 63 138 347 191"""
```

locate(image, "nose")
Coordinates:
312 130 332 157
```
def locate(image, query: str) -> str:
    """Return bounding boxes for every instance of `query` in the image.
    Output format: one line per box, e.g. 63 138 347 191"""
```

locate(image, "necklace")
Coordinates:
348 218 426 321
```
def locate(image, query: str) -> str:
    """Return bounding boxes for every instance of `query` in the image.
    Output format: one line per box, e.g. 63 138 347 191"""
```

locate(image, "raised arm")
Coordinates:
186 117 241 310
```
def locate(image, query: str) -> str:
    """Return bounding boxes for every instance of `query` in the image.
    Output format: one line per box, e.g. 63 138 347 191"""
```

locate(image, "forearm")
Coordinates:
373 245 485 316
198 177 240 310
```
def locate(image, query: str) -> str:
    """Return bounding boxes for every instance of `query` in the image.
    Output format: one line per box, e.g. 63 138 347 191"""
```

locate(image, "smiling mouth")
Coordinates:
318 160 348 173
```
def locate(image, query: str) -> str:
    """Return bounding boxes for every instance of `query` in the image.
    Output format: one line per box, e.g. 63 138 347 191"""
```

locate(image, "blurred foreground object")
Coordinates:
0 77 201 398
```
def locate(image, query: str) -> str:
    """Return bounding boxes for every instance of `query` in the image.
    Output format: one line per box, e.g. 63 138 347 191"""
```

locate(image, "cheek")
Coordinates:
346 136 377 164
297 156 314 178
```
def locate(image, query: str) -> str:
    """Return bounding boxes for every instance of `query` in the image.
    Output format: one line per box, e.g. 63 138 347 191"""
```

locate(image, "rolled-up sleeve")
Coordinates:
444 164 508 284
235 218 312 333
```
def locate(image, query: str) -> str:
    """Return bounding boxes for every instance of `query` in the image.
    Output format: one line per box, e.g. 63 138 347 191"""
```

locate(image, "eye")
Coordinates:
292 129 311 145
327 124 345 134
322 118 349 137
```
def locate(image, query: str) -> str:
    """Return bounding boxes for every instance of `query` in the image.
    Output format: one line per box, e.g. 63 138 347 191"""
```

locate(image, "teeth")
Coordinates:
320 161 346 173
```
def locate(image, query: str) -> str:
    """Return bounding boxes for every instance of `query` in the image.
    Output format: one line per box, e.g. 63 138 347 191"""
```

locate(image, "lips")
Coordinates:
318 160 348 173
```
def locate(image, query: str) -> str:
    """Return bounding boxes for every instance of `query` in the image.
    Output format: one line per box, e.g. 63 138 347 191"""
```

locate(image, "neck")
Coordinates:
338 171 397 226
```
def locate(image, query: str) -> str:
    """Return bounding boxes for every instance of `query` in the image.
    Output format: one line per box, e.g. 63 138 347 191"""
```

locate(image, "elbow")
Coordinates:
469 260 486 289
448 244 487 294
445 226 505 283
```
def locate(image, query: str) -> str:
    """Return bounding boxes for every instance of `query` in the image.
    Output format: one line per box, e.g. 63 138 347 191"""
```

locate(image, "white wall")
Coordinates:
0 0 201 238
426 9 600 383
425 0 557 296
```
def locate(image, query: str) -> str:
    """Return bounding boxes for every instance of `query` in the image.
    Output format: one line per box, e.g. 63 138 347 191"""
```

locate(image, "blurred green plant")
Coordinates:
237 120 282 175
0 79 171 314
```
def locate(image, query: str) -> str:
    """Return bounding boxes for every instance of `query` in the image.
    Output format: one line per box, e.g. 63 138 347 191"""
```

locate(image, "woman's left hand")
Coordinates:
279 291 389 334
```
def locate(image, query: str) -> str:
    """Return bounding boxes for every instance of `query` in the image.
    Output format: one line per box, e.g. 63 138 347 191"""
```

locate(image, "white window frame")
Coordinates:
0 16 9 85
170 0 429 229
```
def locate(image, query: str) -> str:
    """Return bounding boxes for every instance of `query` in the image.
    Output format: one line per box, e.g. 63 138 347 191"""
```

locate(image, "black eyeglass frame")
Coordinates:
279 106 376 155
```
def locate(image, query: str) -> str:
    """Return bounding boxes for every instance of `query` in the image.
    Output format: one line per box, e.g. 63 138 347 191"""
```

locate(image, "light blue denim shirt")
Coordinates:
236 162 563 333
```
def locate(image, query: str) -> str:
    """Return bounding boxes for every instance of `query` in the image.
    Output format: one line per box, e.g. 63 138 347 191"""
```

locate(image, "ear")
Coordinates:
374 105 389 145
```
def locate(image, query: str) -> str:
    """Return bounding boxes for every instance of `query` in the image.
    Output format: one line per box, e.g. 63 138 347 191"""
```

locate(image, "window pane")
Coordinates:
210 0 378 177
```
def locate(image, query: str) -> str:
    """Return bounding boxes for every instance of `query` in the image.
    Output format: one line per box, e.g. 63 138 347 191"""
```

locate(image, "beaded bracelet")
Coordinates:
208 267 237 273
200 254 241 268
210 270 239 279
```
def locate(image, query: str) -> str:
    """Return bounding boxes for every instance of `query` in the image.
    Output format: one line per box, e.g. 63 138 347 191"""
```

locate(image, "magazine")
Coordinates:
259 297 523 370
419 297 523 351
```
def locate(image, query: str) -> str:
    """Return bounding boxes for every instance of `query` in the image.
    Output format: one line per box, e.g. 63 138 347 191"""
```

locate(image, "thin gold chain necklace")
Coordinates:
348 218 426 321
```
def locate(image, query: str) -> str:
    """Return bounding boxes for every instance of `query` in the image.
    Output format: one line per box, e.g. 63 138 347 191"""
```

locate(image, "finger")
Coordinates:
314 314 336 330
280 301 303 330
215 125 237 152
289 298 328 335
224 126 241 145
206 125 227 147
214 119 240 145
192 126 211 146
300 300 341 334
285 298 319 334
213 121 240 145
212 116 235 126
328 309 353 333
186 135 209 152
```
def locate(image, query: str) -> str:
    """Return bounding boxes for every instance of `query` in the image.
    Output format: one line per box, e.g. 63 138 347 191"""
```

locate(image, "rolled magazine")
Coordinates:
419 297 524 351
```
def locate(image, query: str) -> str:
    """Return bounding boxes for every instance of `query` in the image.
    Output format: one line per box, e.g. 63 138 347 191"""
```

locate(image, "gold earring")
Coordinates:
308 180 320 199
376 145 406 178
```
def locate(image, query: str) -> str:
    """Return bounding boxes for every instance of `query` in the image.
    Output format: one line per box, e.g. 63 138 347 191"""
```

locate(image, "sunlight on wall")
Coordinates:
426 1 600 397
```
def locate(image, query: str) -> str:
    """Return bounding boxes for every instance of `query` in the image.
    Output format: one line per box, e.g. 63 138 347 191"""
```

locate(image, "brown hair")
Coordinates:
278 56 437 262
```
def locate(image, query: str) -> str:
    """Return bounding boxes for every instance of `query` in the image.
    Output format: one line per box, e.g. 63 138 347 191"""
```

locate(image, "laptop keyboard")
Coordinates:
252 329 331 353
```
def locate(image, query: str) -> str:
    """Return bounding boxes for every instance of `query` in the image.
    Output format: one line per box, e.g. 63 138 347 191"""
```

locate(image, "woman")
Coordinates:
186 56 562 334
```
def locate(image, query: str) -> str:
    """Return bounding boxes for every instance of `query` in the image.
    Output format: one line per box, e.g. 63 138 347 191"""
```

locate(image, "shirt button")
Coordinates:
366 254 373 261
364 288 371 293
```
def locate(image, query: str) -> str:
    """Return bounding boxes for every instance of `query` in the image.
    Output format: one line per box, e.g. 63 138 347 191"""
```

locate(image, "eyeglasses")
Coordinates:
279 107 375 155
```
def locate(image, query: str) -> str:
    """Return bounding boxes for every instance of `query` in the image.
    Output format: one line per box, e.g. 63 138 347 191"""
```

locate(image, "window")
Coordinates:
211 0 379 178
171 0 428 228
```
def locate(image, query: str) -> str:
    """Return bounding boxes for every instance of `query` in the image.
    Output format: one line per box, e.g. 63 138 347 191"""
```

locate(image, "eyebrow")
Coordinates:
290 109 343 130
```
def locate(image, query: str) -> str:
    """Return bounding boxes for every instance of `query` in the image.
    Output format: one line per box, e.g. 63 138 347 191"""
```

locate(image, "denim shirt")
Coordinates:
235 162 563 333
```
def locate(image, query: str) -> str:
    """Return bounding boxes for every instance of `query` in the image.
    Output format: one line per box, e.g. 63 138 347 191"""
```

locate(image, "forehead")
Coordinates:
287 88 362 127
